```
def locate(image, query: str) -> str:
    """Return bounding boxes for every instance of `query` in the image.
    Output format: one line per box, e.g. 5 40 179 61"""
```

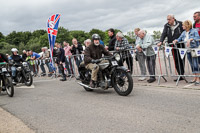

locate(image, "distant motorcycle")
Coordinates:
78 53 133 96
0 62 14 97
12 61 33 86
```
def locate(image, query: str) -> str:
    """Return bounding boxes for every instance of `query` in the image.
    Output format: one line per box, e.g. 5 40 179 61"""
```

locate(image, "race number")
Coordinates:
111 61 118 66
2 68 7 72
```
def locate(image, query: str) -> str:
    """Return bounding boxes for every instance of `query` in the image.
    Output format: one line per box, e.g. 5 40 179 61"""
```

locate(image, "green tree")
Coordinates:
70 30 90 44
18 42 30 54
39 33 49 47
152 31 161 40
126 31 136 44
0 32 5 42
6 31 23 46
27 37 41 53
32 29 46 39
56 27 72 45
22 31 32 45
1 43 16 55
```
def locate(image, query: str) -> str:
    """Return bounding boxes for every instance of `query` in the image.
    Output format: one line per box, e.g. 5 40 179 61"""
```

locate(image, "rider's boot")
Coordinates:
89 80 96 88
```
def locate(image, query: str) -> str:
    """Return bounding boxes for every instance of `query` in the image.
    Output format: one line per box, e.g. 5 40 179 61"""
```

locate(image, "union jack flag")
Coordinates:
47 14 61 71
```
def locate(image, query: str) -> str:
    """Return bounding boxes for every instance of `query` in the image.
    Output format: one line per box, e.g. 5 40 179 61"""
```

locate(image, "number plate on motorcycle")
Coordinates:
2 68 7 72
111 61 118 66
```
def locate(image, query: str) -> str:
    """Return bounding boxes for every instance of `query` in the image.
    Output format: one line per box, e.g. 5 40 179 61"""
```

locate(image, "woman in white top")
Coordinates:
173 20 200 85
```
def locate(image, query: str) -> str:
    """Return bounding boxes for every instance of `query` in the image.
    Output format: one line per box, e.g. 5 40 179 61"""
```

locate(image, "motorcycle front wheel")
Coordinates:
5 77 14 97
24 73 33 86
112 69 133 96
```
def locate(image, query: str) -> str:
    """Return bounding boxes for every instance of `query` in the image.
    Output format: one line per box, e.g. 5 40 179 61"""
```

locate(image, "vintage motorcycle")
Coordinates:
0 62 14 97
78 53 133 96
12 61 33 86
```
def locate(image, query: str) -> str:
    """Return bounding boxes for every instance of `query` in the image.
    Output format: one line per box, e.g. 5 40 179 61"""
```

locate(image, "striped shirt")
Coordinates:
115 37 131 58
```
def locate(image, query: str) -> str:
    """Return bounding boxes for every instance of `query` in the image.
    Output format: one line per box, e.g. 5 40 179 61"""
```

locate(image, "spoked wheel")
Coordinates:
112 69 133 96
5 77 14 97
25 73 33 86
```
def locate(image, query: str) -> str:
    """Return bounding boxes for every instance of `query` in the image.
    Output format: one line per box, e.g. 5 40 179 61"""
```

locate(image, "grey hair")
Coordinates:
116 32 124 38
43 47 48 50
85 39 91 43
167 14 175 19
138 30 146 35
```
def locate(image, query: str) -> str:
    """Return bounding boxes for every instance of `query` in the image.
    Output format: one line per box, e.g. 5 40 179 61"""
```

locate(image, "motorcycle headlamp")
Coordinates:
114 53 120 61
22 62 28 67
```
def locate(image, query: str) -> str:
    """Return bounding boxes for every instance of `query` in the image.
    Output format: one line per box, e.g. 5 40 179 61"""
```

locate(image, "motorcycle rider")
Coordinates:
84 34 112 88
9 48 24 84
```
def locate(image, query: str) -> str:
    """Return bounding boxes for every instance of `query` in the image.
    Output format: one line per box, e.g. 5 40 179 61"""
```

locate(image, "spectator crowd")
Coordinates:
2 11 200 84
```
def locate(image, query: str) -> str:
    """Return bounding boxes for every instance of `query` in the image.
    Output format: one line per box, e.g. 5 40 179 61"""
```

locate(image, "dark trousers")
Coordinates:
57 63 65 77
119 56 133 73
146 55 156 79
172 49 185 75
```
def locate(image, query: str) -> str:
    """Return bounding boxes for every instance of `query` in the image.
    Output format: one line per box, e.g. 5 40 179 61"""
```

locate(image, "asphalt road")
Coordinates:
0 77 200 133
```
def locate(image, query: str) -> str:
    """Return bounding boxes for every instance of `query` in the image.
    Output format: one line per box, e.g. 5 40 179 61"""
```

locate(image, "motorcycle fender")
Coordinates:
22 71 27 81
5 73 11 77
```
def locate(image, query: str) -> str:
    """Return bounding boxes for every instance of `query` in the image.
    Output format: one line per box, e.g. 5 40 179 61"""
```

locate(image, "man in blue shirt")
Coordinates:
30 51 40 60
29 50 40 76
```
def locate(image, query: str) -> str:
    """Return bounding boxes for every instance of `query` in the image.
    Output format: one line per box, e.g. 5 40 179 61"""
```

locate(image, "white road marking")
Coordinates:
16 85 35 89
183 84 194 88
33 79 57 83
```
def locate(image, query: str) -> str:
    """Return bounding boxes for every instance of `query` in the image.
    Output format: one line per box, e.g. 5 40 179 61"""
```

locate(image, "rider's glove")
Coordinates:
91 59 97 64
91 59 100 64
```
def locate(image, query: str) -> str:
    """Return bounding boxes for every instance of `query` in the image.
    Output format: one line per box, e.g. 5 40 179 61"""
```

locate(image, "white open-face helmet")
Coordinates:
11 48 18 52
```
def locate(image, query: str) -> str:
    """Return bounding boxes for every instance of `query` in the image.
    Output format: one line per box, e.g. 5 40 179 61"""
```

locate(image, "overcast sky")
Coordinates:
1 0 200 35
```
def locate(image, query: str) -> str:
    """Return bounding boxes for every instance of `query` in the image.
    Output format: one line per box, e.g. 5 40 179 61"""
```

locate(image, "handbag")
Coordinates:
191 45 200 57
191 50 197 57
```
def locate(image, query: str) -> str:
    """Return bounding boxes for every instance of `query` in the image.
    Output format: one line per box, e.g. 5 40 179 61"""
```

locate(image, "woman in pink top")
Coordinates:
63 41 74 76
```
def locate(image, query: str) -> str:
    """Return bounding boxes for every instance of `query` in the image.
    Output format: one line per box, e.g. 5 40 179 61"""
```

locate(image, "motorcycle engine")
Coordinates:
99 76 111 90
16 67 22 71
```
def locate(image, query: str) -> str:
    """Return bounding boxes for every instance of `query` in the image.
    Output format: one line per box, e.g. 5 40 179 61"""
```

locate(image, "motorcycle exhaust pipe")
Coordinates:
77 82 97 90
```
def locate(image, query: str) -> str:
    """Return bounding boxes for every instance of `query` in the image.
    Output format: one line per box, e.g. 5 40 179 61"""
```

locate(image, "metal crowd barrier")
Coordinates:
115 46 168 85
28 42 200 86
164 40 200 85
29 55 84 79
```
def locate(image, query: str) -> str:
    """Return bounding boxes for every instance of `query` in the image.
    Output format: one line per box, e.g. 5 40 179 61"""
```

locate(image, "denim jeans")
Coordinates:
74 55 82 74
40 62 46 74
11 66 16 77
48 62 53 72
187 52 200 74
65 57 72 75
40 61 53 74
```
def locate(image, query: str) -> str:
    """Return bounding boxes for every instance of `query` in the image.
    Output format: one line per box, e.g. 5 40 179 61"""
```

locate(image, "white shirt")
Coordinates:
184 31 189 48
